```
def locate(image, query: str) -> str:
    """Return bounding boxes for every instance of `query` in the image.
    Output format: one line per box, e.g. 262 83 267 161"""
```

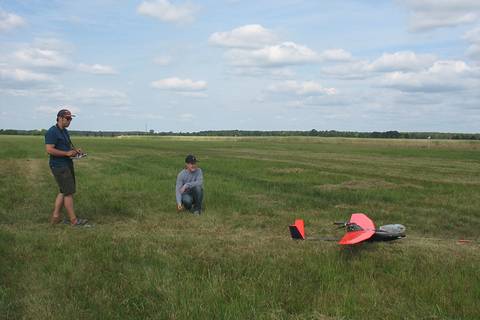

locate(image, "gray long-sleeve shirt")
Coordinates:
176 168 203 204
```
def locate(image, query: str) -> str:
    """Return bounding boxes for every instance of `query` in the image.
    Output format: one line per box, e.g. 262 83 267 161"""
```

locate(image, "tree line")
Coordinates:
1 128 479 140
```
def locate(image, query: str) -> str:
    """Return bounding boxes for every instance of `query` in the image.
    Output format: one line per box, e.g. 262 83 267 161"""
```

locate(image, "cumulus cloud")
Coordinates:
151 77 207 92
369 51 437 72
0 10 25 32
137 0 198 24
322 51 441 79
286 94 353 108
268 80 337 96
0 67 52 83
400 0 480 31
209 24 277 49
320 49 353 62
464 26 480 43
0 66 53 91
321 60 371 79
464 26 480 60
13 40 72 72
381 60 479 92
466 44 480 60
78 63 117 75
210 25 320 73
227 42 318 67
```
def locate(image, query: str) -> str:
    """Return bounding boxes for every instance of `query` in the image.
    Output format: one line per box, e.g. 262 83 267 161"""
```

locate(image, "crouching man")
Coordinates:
176 154 203 215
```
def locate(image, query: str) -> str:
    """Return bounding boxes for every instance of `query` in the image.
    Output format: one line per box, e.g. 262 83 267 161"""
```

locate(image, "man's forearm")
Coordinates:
46 146 74 157
176 190 182 204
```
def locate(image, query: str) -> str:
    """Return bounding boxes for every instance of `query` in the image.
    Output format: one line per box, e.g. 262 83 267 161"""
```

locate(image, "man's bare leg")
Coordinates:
63 194 77 224
51 193 64 224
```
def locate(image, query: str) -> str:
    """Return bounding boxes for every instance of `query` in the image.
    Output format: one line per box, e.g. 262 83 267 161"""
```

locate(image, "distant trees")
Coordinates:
0 129 46 136
0 128 479 140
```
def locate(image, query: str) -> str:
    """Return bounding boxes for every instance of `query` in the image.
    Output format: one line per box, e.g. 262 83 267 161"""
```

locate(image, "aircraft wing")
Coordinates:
338 213 376 245
350 213 375 230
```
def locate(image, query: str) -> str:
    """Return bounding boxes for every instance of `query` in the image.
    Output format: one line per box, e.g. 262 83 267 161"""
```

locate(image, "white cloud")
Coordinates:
285 94 352 108
13 40 72 72
369 51 437 72
322 51 445 79
464 26 480 43
268 86 357 109
466 44 480 59
137 0 198 24
78 63 117 75
0 10 25 32
268 80 337 96
0 66 54 92
211 25 319 73
464 26 480 60
381 60 479 92
151 77 207 91
209 24 277 49
0 67 52 83
227 42 318 67
320 49 353 62
401 0 480 31
321 60 371 79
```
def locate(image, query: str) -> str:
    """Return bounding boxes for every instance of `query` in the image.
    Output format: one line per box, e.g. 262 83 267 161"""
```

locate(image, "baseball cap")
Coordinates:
57 109 76 118
185 154 198 164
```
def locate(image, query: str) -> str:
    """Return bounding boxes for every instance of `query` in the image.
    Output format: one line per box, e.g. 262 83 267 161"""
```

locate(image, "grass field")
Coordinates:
1 135 479 320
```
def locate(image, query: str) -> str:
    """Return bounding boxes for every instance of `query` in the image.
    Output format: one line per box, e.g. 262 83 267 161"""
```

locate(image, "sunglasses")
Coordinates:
64 116 72 121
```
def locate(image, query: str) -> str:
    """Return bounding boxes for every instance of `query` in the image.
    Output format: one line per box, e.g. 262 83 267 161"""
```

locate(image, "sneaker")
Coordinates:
193 210 201 215
71 218 89 226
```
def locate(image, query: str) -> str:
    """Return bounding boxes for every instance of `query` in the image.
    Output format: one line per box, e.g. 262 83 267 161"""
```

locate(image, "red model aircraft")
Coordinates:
337 213 377 245
289 213 406 244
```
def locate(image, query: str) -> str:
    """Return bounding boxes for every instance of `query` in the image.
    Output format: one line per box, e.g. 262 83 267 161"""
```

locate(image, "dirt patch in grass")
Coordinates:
0 158 47 186
24 159 44 183
401 182 424 189
315 179 398 191
269 167 306 174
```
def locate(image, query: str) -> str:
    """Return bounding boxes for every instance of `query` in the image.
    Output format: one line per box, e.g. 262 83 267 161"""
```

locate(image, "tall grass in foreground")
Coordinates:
1 136 479 319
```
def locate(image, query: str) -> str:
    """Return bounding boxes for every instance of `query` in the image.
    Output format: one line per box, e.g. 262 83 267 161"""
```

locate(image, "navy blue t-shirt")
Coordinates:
45 125 73 168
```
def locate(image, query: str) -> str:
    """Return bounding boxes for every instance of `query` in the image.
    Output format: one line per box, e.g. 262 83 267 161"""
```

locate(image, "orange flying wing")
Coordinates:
338 213 376 245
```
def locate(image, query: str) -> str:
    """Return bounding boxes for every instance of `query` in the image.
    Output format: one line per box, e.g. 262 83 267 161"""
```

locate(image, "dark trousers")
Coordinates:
181 186 203 212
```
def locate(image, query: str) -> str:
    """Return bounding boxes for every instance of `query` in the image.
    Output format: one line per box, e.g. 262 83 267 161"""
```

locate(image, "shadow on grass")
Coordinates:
338 242 381 260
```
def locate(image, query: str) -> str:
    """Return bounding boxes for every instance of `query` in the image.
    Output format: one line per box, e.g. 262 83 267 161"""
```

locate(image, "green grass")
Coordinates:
1 135 479 319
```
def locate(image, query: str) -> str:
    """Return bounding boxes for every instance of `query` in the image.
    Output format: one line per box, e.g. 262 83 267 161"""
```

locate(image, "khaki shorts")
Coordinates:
51 164 76 195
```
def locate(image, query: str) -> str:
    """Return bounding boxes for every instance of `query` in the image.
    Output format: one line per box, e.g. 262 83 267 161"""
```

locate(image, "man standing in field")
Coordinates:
45 108 88 226
176 154 204 215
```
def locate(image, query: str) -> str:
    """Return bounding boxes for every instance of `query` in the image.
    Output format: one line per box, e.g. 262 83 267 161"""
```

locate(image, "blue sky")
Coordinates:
1 0 479 132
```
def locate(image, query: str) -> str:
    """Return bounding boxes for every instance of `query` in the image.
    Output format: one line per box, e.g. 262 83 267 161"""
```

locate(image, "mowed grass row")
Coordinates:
0 135 479 319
